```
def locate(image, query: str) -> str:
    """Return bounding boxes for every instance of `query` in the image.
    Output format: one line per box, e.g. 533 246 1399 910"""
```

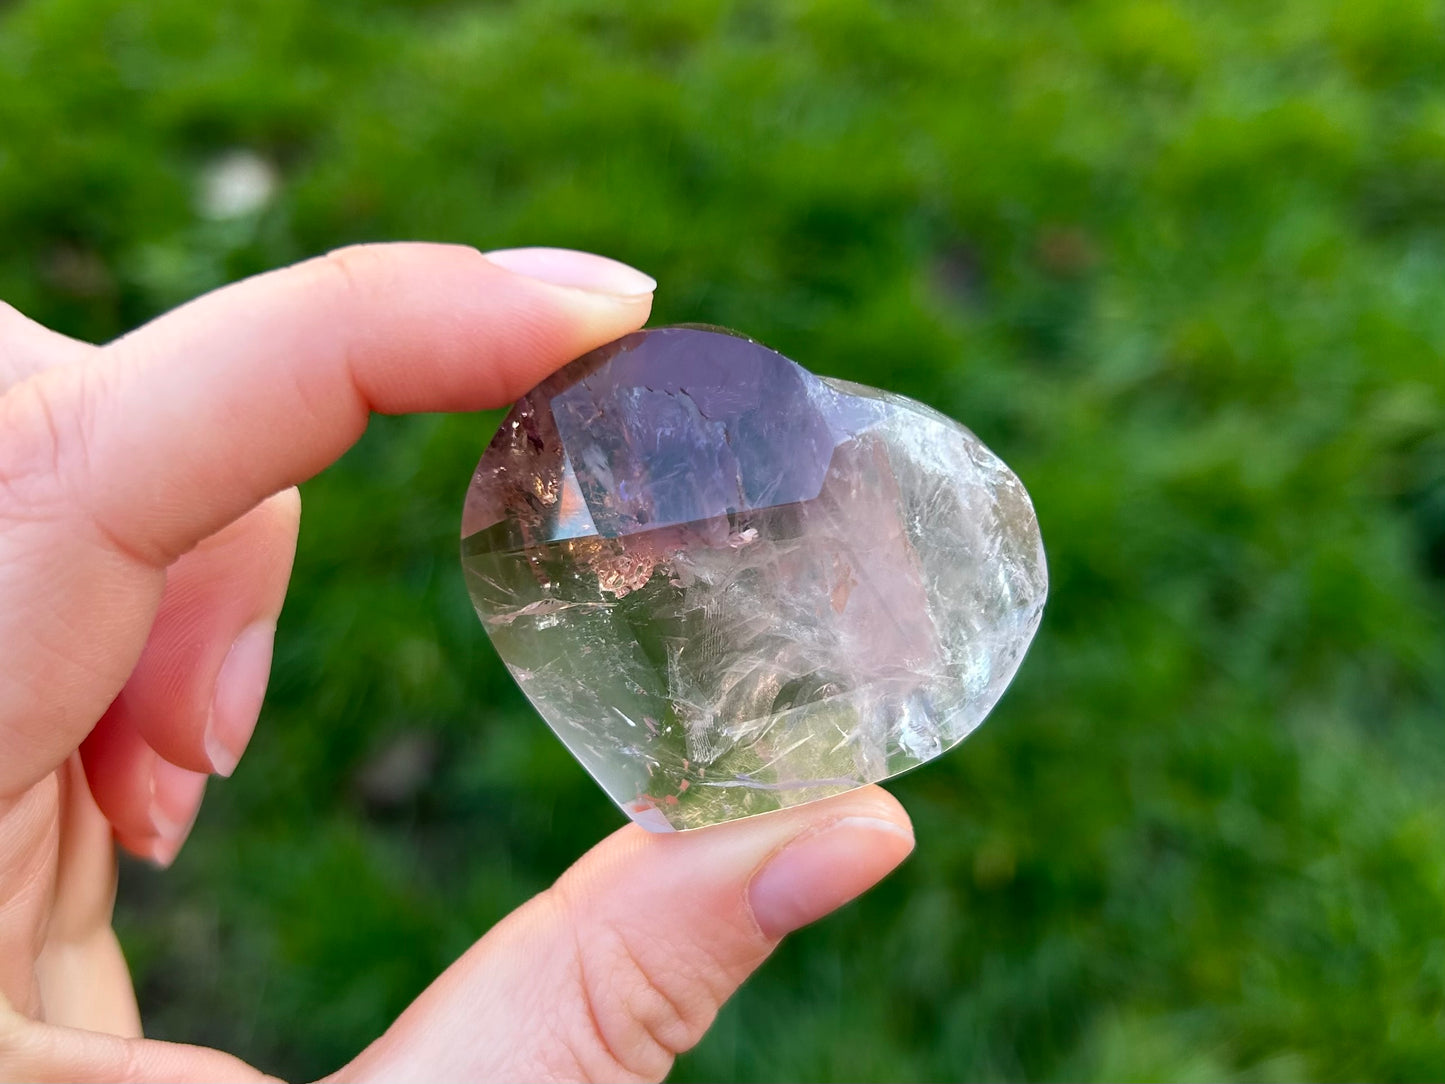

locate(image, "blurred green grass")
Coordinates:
5 0 1445 1078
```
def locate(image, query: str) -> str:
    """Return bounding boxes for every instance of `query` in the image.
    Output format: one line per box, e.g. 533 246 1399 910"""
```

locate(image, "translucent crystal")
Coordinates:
462 327 1047 830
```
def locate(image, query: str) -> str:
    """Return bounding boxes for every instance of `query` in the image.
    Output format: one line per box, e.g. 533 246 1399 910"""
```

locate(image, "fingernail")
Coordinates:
748 816 915 940
145 756 208 867
205 621 275 777
482 247 657 297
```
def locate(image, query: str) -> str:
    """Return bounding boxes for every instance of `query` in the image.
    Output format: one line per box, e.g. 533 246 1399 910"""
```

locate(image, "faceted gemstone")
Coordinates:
462 326 1047 831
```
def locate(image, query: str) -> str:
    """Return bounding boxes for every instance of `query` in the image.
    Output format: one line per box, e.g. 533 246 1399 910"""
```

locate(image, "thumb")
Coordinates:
334 786 914 1084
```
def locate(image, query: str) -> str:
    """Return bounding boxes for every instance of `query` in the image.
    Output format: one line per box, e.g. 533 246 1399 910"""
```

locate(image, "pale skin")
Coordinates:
0 244 915 1083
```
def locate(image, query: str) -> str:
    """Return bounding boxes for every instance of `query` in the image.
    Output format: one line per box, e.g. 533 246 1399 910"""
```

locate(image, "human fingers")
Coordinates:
80 704 208 867
94 243 655 565
33 756 143 1036
0 244 654 797
0 301 96 390
332 787 915 1084
119 488 299 779
0 1005 276 1083
7 789 911 1084
79 489 297 865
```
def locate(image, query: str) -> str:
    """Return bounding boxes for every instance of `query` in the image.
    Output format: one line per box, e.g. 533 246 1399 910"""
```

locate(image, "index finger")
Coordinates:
92 243 654 566
0 243 654 795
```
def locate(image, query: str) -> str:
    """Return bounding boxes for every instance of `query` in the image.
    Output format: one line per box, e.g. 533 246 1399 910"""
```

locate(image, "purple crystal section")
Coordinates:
463 328 875 542
549 330 838 536
462 326 1046 831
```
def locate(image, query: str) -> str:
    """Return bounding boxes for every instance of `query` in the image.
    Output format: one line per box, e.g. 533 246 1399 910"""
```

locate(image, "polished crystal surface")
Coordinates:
462 326 1047 830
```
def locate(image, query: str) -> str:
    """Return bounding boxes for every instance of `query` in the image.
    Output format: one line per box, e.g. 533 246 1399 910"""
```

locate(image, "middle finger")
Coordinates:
80 488 299 862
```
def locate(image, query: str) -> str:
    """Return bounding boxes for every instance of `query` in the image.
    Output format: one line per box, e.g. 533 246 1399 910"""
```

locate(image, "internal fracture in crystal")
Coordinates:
462 327 1047 830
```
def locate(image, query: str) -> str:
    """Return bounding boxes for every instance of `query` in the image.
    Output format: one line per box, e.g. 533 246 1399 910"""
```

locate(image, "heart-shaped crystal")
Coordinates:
462 326 1046 830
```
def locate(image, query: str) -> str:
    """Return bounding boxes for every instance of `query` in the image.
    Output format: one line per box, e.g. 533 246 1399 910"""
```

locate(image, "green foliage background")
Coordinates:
5 0 1445 1078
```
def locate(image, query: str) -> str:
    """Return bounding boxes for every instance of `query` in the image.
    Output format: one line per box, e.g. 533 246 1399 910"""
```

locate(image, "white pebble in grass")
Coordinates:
198 150 278 220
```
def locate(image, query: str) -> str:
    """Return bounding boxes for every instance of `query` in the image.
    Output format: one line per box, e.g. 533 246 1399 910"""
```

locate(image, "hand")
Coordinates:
0 244 915 1083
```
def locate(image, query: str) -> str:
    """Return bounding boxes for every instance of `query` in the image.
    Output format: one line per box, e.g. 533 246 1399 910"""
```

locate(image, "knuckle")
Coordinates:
310 245 384 312
284 250 379 418
553 882 721 1082
0 364 161 567
0 370 89 519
